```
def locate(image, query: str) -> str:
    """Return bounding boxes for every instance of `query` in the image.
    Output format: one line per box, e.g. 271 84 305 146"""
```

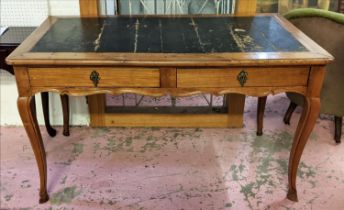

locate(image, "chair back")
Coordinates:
285 8 344 116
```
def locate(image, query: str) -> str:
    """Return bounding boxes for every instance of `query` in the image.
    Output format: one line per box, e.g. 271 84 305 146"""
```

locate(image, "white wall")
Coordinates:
0 0 90 126
0 0 49 26
48 0 81 16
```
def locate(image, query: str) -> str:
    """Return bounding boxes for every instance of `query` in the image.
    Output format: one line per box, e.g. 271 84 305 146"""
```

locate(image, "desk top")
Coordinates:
7 15 333 66
31 16 306 53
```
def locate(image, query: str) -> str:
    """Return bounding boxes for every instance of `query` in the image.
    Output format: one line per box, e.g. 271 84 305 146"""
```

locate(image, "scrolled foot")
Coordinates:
287 188 298 202
39 192 49 204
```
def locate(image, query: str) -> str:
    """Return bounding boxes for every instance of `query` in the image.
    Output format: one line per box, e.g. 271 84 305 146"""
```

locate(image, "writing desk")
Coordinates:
7 15 332 203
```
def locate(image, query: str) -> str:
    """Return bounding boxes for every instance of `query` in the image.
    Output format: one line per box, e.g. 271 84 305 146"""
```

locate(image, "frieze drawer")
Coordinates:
177 67 310 88
28 67 160 87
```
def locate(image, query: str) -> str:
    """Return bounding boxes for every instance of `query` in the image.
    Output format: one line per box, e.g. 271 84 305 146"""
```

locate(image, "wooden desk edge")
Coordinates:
6 14 333 67
6 16 58 65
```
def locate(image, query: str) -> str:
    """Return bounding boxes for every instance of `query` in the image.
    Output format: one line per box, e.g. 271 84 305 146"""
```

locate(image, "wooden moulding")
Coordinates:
7 52 332 67
6 15 333 67
102 113 241 128
30 84 306 128
29 86 308 98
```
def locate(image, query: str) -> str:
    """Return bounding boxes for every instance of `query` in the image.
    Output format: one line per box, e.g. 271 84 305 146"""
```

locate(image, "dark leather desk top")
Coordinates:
31 16 308 53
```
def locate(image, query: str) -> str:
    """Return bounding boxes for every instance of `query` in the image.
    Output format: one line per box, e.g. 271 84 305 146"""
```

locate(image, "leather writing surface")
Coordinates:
31 16 307 53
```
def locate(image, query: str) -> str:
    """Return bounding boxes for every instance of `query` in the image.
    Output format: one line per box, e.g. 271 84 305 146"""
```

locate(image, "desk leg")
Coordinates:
41 92 57 137
257 96 267 136
287 97 320 201
18 96 49 203
60 94 70 136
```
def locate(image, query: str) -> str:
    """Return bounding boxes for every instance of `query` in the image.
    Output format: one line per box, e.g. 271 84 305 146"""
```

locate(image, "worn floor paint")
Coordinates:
1 94 344 210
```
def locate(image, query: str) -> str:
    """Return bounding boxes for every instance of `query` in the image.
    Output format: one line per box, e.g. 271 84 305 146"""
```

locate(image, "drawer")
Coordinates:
177 67 309 88
28 67 160 87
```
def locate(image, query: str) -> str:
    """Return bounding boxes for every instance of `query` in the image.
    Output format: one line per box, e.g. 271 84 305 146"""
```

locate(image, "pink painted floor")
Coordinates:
1 94 344 210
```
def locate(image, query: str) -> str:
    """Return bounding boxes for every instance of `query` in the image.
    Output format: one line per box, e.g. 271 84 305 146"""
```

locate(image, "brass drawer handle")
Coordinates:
237 70 248 87
90 70 100 87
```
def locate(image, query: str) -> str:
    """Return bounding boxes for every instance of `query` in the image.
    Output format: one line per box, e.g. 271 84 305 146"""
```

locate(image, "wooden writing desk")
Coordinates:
7 14 332 203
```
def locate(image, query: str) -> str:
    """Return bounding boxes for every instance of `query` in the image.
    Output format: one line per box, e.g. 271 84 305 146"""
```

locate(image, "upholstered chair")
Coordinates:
257 8 344 143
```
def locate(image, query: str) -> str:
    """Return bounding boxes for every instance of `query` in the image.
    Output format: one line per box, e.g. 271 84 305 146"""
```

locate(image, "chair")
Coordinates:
257 8 344 143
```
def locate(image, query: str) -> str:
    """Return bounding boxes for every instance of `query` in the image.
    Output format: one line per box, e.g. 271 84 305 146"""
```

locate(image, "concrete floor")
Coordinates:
1 94 343 210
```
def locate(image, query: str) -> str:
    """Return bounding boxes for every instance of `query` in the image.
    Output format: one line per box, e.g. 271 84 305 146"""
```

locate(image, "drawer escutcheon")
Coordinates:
90 70 100 87
237 70 248 87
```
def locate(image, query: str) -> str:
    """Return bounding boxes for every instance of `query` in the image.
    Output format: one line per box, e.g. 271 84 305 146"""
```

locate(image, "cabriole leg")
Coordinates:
18 96 49 203
287 97 320 201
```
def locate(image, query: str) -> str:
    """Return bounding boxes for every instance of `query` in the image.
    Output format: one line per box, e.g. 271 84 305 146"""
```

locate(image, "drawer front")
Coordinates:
28 67 160 87
177 67 309 88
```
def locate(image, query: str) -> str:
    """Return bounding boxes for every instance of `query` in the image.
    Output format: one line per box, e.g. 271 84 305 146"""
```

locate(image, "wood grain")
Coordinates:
7 52 332 67
103 113 239 128
160 68 177 88
88 94 106 127
177 67 309 88
14 66 31 97
287 65 326 201
17 96 49 203
227 93 245 128
28 67 160 87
